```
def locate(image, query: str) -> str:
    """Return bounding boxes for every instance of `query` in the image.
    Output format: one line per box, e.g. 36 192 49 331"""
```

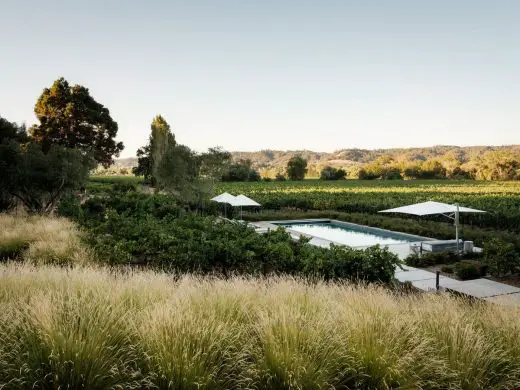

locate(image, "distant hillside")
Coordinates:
114 145 520 177
230 145 520 177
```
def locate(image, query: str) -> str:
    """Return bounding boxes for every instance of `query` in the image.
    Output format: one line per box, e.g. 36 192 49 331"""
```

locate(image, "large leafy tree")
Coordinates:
473 151 520 180
199 147 232 181
221 159 261 182
150 115 175 182
0 116 28 210
0 142 90 213
133 144 152 182
133 115 175 185
156 143 200 200
0 116 28 143
286 155 308 181
30 78 123 167
0 115 27 143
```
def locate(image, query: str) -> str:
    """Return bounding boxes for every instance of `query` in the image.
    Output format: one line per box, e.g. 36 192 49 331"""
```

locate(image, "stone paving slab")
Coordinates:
395 267 520 299
482 292 520 305
395 268 438 283
446 278 520 298
411 277 462 292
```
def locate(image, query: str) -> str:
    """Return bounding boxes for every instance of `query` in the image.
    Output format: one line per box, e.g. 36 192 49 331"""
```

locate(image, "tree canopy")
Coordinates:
320 166 346 180
133 115 175 185
0 115 27 143
286 155 308 181
30 78 123 167
0 142 90 213
221 159 260 182
150 115 175 181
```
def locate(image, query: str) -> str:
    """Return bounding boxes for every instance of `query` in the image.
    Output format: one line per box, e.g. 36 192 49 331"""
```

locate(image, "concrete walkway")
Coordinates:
396 265 520 305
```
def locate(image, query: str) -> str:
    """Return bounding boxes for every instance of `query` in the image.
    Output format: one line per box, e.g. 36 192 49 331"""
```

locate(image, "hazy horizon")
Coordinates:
2 1 520 157
115 143 519 159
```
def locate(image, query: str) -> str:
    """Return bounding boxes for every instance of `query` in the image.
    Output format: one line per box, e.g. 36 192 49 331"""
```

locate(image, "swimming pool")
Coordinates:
274 221 423 247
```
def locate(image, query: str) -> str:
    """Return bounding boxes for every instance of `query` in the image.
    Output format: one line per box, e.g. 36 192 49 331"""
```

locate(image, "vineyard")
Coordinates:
215 180 520 232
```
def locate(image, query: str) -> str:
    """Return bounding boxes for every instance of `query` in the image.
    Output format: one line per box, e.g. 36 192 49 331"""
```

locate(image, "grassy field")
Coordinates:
2 261 520 389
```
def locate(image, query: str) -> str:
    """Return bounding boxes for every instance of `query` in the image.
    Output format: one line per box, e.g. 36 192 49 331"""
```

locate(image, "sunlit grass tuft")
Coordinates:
1 264 520 388
0 214 91 266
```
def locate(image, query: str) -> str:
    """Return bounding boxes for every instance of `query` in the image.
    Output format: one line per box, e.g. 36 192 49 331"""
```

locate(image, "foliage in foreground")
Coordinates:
68 192 400 282
0 214 91 266
1 264 520 389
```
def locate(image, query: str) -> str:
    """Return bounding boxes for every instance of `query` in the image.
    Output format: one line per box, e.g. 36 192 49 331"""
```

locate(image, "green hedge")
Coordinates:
62 193 401 283
454 262 481 280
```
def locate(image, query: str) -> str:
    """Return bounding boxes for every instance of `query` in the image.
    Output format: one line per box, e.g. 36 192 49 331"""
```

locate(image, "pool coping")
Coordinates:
255 218 434 248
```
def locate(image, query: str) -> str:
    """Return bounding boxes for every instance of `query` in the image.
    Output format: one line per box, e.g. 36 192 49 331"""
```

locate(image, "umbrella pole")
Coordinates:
455 203 460 253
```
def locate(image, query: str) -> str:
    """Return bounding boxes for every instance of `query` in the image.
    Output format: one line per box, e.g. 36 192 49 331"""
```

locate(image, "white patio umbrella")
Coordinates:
210 192 236 204
379 201 486 251
234 194 261 207
210 192 237 217
230 194 261 219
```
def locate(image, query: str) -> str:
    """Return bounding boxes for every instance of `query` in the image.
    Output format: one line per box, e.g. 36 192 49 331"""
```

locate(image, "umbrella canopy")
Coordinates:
379 201 486 253
232 194 261 207
379 201 486 216
210 192 237 204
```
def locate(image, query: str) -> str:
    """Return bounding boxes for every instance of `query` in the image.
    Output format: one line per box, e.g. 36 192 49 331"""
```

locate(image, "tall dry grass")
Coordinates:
1 263 520 389
0 214 91 266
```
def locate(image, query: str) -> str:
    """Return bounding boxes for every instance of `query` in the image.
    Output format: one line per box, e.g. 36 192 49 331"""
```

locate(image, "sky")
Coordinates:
1 0 519 157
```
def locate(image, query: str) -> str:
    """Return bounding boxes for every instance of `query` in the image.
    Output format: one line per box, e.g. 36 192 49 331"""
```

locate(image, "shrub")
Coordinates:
112 182 137 193
80 195 400 282
275 173 286 181
454 262 481 280
405 252 453 267
441 265 454 273
460 259 488 277
483 238 520 277
57 194 83 220
320 166 346 180
0 239 30 261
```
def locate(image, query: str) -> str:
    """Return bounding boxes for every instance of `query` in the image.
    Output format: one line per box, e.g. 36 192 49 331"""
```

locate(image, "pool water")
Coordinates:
277 222 418 247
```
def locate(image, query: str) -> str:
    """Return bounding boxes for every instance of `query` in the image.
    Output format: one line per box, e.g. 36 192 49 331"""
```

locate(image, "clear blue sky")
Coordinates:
1 0 519 157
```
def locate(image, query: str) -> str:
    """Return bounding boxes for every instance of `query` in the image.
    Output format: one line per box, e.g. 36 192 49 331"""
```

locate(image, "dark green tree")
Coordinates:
132 144 152 182
155 143 200 200
0 116 28 210
0 142 90 213
30 78 123 167
320 166 346 180
133 115 175 185
222 159 261 182
150 115 175 181
286 155 308 181
199 147 232 181
0 115 27 143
